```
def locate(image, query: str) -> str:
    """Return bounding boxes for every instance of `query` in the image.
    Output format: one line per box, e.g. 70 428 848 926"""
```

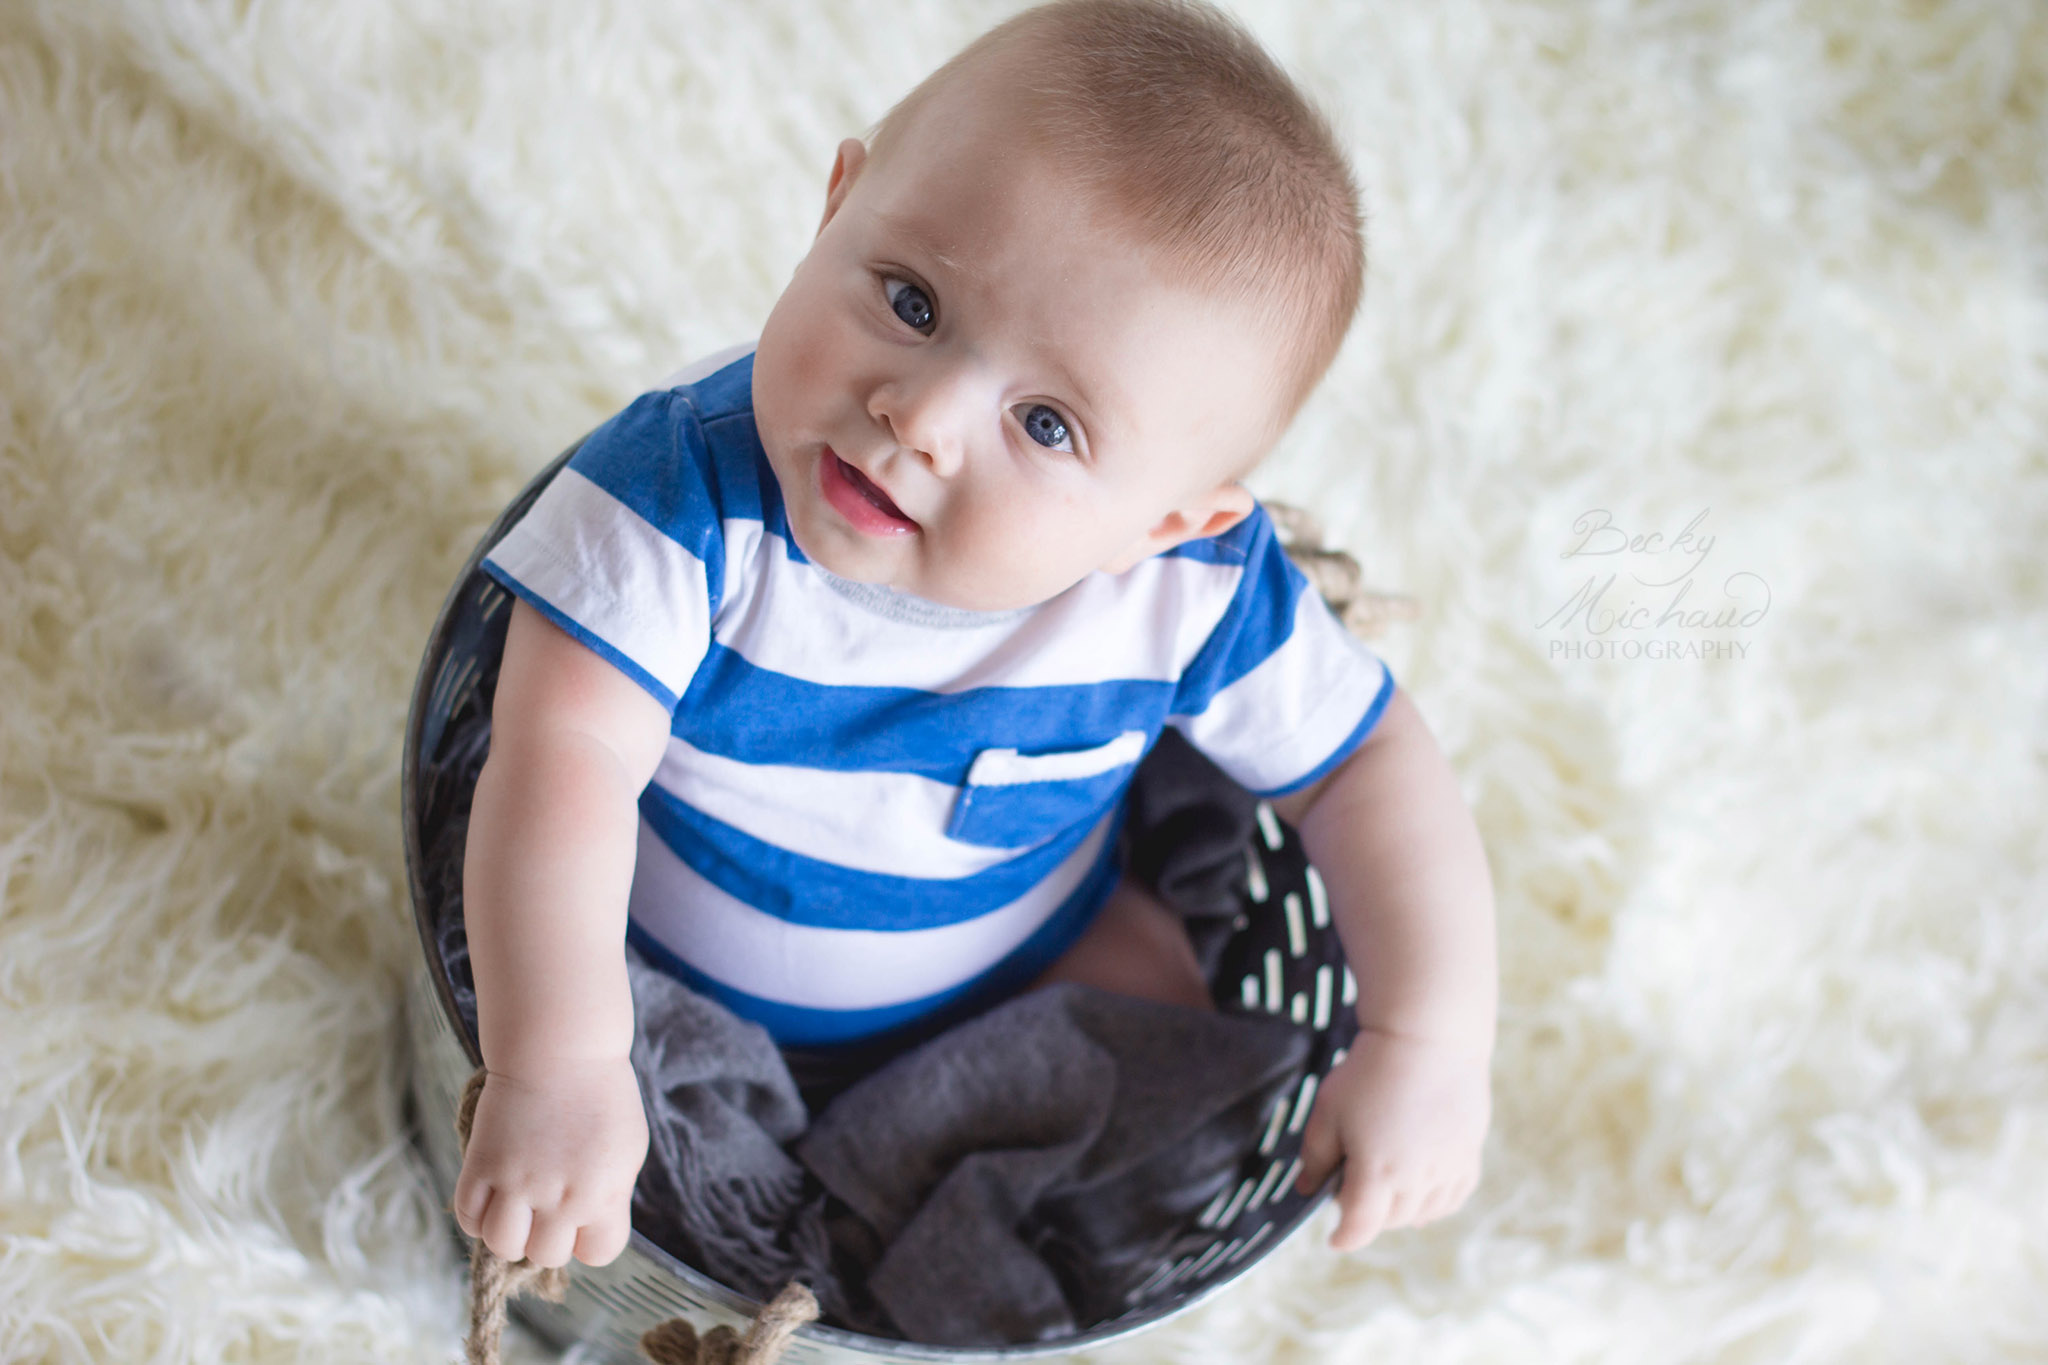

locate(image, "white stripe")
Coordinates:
650 737 1025 879
716 516 765 610
626 809 1115 1010
1283 891 1306 957
712 532 1242 691
1171 590 1390 793
1288 1073 1319 1133
965 731 1147 786
484 467 711 700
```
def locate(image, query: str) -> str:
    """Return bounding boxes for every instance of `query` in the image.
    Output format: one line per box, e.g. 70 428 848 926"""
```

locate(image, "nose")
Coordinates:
868 363 973 478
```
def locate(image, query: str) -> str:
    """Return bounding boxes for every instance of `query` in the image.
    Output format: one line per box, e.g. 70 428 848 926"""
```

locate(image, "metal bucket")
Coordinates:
399 443 1360 1363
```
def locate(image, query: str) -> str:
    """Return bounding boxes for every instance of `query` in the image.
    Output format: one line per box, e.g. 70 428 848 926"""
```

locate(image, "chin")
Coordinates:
792 522 898 587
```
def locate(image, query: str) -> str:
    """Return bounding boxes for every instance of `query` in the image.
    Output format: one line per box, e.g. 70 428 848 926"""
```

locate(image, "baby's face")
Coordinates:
752 84 1294 612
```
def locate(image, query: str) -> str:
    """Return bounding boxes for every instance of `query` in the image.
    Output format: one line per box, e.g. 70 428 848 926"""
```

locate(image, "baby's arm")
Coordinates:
452 598 672 1269
1270 686 1498 1250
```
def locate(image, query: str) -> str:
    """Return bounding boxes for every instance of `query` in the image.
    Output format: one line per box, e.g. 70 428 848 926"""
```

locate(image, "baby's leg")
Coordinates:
1026 876 1214 1012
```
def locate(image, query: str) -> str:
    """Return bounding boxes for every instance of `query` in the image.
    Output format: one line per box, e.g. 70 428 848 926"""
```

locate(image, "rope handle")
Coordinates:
451 1068 818 1364
1266 499 1420 640
638 1282 820 1365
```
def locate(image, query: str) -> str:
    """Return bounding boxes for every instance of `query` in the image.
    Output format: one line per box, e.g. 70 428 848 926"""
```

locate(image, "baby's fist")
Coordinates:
1293 1029 1491 1250
452 1057 649 1269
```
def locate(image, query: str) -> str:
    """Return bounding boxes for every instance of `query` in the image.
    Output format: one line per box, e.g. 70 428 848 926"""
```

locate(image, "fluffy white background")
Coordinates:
2 0 2043 1361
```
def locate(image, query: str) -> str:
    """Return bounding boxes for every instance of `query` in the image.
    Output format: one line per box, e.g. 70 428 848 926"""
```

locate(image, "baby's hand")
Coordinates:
1292 1028 1491 1250
453 1056 650 1269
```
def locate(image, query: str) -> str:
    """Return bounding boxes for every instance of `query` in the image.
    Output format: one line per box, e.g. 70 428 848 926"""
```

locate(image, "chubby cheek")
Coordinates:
775 308 843 387
757 277 848 432
934 476 1117 607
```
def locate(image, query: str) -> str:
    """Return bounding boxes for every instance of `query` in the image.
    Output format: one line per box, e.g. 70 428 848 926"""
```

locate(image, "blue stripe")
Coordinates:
682 351 808 565
674 643 1173 782
1254 666 1398 797
637 782 1114 928
700 415 809 567
564 390 729 622
1170 506 1306 716
693 409 768 529
479 561 681 712
677 348 756 422
623 823 1123 1046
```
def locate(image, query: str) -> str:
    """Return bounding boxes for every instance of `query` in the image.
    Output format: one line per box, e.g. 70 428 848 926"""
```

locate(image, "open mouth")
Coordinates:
837 456 909 520
820 448 918 536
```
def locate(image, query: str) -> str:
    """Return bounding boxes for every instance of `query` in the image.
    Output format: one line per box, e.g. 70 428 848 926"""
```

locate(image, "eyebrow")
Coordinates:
873 210 988 284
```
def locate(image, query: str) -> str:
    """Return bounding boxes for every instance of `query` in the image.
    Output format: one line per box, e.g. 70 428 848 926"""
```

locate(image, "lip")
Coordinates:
818 446 919 537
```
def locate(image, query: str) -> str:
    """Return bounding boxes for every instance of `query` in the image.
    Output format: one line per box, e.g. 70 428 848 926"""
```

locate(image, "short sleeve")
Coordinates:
1166 508 1397 795
481 389 725 713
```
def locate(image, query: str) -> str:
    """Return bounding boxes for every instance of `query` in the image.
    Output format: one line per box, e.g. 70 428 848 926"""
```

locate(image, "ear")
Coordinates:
816 138 869 239
1098 482 1256 575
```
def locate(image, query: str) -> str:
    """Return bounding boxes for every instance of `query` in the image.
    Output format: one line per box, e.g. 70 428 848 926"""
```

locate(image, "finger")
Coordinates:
574 1216 631 1268
481 1192 534 1264
523 1208 581 1270
1411 1183 1454 1226
452 1174 491 1238
1331 1171 1393 1251
1382 1185 1421 1231
1294 1104 1341 1196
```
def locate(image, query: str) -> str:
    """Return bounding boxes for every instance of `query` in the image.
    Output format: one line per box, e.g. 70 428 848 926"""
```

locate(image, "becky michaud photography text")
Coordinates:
1537 508 1769 661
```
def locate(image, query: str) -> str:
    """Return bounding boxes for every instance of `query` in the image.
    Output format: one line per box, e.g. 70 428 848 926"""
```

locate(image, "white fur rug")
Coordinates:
3 1 2043 1361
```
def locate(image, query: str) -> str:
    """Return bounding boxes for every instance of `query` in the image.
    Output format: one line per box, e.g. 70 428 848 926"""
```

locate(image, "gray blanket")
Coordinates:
619 947 1310 1344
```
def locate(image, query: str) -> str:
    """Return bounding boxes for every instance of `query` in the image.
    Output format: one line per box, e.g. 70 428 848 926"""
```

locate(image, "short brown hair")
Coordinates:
867 0 1366 443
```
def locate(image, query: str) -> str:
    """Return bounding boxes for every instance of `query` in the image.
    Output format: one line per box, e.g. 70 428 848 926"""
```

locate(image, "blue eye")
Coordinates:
884 278 935 333
1016 403 1071 451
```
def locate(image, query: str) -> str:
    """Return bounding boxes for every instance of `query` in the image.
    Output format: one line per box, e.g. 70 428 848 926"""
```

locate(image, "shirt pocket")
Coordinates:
945 730 1150 849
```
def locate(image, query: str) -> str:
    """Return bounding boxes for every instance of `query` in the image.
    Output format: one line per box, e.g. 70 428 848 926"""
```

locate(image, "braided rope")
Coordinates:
638 1282 820 1365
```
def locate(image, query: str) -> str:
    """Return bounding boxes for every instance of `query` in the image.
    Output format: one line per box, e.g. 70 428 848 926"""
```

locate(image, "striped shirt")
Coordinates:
481 346 1395 1046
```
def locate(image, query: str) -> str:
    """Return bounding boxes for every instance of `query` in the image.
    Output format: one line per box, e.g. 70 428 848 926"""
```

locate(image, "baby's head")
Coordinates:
753 0 1364 611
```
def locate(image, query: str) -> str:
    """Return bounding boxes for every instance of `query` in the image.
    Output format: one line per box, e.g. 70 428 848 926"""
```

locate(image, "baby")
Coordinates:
453 0 1496 1278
